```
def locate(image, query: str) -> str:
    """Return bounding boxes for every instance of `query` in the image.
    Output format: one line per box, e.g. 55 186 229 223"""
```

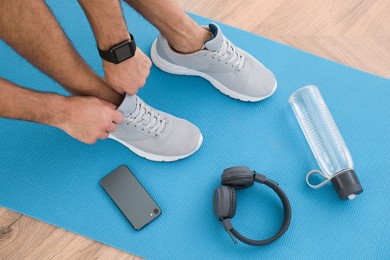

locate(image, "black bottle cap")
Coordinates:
331 169 363 200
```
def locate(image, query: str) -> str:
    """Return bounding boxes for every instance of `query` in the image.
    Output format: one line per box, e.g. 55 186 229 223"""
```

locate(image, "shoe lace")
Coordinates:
126 98 166 135
209 37 246 71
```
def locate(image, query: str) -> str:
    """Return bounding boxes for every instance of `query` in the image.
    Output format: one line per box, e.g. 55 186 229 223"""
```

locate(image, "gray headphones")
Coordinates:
213 166 292 246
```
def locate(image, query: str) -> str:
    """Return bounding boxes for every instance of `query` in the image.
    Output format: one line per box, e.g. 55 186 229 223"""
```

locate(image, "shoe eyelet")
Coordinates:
212 57 214 59
225 62 227 64
126 123 129 125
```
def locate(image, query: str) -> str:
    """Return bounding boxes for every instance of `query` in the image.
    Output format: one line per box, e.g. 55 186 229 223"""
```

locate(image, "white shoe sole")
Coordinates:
108 133 203 162
151 40 277 102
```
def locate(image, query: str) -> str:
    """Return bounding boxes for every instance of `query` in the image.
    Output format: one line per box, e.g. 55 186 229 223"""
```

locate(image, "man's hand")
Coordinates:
103 47 152 95
57 96 124 144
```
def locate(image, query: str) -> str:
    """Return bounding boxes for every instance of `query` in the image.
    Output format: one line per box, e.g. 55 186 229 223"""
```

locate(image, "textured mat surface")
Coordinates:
1 1 389 259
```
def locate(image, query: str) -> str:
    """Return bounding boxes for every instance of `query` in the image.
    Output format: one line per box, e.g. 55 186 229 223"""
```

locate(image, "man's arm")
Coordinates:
0 78 64 126
0 0 125 144
78 0 152 95
0 0 123 105
0 78 123 144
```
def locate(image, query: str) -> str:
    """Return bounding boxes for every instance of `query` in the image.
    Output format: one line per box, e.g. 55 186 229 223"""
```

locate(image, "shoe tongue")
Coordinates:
204 23 224 51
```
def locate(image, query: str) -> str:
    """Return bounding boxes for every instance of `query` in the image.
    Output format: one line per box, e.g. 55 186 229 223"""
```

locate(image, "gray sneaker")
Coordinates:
109 94 203 162
151 23 277 102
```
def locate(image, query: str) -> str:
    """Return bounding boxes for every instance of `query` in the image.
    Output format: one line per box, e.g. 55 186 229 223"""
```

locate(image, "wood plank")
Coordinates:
272 36 390 78
331 0 390 36
0 211 141 259
0 207 22 227
0 207 22 242
177 0 286 32
177 0 390 78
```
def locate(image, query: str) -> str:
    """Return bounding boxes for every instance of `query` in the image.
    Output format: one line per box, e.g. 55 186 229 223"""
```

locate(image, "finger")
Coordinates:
85 138 97 145
106 123 117 133
144 68 150 78
99 132 110 140
105 101 117 110
126 89 138 95
146 58 152 69
112 110 124 124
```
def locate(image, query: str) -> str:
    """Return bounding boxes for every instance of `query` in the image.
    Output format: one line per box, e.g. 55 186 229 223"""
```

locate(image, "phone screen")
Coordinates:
100 165 161 230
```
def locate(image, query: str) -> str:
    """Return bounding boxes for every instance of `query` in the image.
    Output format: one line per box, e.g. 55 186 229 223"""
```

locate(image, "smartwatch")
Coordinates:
98 33 136 64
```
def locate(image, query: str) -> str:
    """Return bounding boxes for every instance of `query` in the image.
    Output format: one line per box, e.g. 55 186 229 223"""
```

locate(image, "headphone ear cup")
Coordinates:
222 166 254 189
213 186 236 219
228 187 236 218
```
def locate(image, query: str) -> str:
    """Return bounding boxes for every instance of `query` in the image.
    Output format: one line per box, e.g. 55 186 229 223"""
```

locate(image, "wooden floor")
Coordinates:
1 0 389 259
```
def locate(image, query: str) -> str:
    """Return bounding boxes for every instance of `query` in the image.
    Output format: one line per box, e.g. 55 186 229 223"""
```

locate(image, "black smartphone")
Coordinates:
100 165 161 230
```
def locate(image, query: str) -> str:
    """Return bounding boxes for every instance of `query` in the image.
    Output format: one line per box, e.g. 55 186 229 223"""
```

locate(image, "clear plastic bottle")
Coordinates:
289 85 363 200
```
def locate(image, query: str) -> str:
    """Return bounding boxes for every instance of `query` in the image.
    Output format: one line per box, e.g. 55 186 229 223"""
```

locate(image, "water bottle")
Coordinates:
289 85 363 200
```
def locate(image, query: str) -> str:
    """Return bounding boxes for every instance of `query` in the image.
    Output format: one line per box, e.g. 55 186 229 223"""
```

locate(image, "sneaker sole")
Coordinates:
151 40 277 102
108 133 203 162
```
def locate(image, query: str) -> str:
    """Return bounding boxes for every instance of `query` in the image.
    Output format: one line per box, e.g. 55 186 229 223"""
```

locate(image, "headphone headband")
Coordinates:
214 167 291 246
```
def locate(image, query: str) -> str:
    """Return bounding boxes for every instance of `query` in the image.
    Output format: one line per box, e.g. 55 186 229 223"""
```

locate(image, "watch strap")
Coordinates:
98 33 136 64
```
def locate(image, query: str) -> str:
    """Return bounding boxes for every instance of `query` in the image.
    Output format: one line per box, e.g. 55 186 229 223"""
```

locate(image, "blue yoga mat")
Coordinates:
1 1 389 259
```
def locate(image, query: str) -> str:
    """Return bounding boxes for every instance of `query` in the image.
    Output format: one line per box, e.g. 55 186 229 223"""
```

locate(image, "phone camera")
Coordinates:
153 208 159 214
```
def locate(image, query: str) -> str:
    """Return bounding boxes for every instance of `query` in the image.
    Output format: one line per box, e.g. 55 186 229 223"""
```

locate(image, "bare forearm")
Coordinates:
0 0 91 93
78 0 130 50
0 0 122 105
0 78 65 127
0 78 124 144
78 0 152 96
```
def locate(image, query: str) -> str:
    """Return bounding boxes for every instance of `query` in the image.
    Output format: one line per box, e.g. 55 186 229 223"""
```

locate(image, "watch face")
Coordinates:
114 43 133 63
